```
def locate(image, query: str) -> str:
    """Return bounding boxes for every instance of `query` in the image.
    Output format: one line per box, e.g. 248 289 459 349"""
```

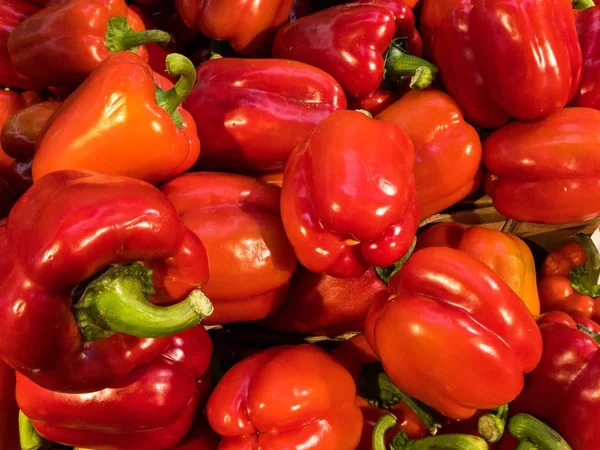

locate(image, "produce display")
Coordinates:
0 0 599 449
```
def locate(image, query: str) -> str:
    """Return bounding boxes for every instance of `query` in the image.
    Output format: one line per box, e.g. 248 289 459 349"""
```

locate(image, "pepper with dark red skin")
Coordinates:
183 58 346 173
422 0 582 128
17 325 213 450
0 89 26 172
7 0 171 86
173 415 220 450
161 172 297 325
365 247 543 420
273 3 437 99
484 108 600 224
572 5 600 108
281 110 418 278
0 360 19 450
175 0 293 54
0 170 212 393
207 344 363 449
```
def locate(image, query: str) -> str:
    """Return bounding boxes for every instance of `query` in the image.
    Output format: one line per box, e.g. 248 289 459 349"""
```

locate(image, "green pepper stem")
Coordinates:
501 219 519 234
478 405 509 443
378 373 441 435
570 234 600 297
516 442 540 450
155 53 197 128
508 414 572 450
105 17 171 53
373 413 398 450
19 411 46 450
384 41 438 90
390 431 490 450
375 237 418 285
573 0 595 10
74 264 213 342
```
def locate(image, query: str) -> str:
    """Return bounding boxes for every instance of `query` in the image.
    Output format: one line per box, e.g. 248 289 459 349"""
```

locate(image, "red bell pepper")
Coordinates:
365 247 543 420
162 172 297 325
281 110 418 278
0 0 41 90
538 234 600 321
261 266 388 336
572 5 600 108
0 170 212 393
206 344 363 449
173 415 220 450
0 360 19 450
176 0 293 54
183 57 347 173
484 107 600 224
511 312 600 450
272 3 437 99
0 89 26 171
350 88 399 117
33 52 200 184
423 0 582 128
377 90 482 220
7 0 171 86
17 325 213 450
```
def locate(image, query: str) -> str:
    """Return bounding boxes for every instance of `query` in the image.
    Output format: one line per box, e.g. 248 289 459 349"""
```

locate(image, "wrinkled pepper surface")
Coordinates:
8 0 171 86
261 266 388 336
33 52 200 184
423 0 582 128
0 170 212 393
365 247 543 419
0 359 19 450
572 5 600 108
176 0 293 54
162 172 297 325
207 344 363 449
273 3 437 98
538 234 600 321
484 107 600 224
417 223 540 316
183 58 346 173
377 90 482 220
281 110 418 278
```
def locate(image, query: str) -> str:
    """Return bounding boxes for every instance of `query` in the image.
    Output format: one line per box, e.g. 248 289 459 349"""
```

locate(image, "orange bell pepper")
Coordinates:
33 52 200 184
417 223 540 316
377 90 482 221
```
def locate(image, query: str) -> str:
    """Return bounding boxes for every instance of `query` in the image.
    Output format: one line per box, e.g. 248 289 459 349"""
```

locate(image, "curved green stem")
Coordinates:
501 219 519 234
105 17 171 53
73 263 213 341
573 0 595 10
19 411 46 450
478 405 508 443
384 39 438 90
508 414 571 450
155 53 197 128
373 413 398 450
517 442 539 450
375 237 417 285
378 373 441 435
390 431 489 450
570 234 600 297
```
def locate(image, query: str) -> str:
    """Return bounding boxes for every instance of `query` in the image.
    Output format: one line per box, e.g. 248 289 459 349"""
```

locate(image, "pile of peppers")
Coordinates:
0 0 599 449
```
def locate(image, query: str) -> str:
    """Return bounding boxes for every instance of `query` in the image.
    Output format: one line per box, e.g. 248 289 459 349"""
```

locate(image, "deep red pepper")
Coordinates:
572 5 600 108
281 110 418 278
0 170 212 393
0 359 19 450
424 0 582 128
17 325 213 450
173 414 220 450
183 57 347 173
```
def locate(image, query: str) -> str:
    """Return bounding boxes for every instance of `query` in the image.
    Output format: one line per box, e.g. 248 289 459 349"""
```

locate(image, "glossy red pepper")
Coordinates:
0 359 19 450
7 0 171 86
349 88 399 117
273 3 437 99
281 110 418 278
33 52 200 184
424 0 582 128
183 58 346 173
162 172 297 325
207 344 363 449
365 247 543 420
176 0 293 54
484 108 600 224
0 170 212 393
572 5 600 108
511 312 600 450
261 266 388 336
17 325 213 450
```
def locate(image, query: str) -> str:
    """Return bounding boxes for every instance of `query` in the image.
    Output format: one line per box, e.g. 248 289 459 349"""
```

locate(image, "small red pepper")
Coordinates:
183 57 346 173
484 107 600 224
0 170 212 393
162 172 298 325
572 5 600 108
176 0 293 54
281 110 418 278
272 3 437 99
207 344 363 449
7 0 171 86
33 52 200 184
0 359 19 450
17 325 213 450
